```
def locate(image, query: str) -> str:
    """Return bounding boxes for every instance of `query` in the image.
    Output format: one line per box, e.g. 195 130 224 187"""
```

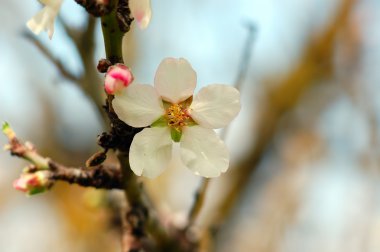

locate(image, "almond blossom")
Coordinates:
129 0 152 29
27 0 63 39
113 58 241 178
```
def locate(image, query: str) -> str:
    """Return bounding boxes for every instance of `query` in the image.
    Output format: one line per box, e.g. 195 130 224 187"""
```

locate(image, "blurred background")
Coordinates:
1 0 380 251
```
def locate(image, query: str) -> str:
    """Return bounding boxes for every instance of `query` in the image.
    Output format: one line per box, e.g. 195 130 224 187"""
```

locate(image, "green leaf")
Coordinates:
170 128 182 142
28 187 47 196
151 116 168 127
2 122 9 132
2 121 15 139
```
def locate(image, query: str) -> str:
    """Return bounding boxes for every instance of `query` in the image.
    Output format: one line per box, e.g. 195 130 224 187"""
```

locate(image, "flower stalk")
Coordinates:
101 4 125 64
3 122 49 170
2 122 123 190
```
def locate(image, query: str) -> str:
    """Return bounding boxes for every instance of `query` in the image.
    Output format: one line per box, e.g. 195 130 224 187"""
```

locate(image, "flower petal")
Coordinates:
154 58 197 104
129 0 152 29
130 127 173 178
189 84 241 129
180 126 229 178
26 0 63 39
113 84 165 127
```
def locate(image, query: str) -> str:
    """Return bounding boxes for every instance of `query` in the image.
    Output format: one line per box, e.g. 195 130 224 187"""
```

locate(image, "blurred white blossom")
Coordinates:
26 0 63 39
130 0 152 29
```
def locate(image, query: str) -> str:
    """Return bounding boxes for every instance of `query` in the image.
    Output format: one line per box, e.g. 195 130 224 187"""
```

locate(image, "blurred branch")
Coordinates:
25 16 106 124
76 16 106 120
2 122 122 189
337 19 380 172
233 22 257 91
58 15 81 44
211 0 357 234
186 178 210 229
186 23 257 233
220 22 256 140
24 33 79 83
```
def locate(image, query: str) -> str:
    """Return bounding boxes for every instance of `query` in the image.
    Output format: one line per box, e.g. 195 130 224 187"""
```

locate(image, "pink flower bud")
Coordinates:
13 176 31 193
104 64 134 95
13 171 50 195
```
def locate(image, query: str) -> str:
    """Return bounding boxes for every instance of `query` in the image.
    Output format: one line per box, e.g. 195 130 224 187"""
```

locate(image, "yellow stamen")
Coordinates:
165 104 190 129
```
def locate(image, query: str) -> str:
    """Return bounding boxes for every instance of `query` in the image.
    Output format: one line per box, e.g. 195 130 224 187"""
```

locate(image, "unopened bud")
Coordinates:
104 64 134 95
97 58 112 73
97 132 118 149
85 151 107 167
13 171 52 195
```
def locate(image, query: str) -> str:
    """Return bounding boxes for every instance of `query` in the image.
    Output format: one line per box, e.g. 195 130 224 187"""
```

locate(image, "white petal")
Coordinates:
154 58 197 103
190 84 241 129
130 0 152 29
113 84 165 127
26 0 63 39
180 126 229 178
130 127 172 178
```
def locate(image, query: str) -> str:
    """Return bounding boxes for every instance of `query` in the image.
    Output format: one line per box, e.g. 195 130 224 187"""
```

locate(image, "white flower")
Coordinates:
113 58 241 178
27 0 63 39
129 0 152 29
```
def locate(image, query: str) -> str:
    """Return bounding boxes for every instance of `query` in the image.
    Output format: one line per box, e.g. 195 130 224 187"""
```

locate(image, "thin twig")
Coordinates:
219 22 256 140
234 22 257 91
186 178 210 228
49 161 122 189
2 122 122 189
58 15 107 125
211 0 357 233
185 22 257 232
77 16 106 118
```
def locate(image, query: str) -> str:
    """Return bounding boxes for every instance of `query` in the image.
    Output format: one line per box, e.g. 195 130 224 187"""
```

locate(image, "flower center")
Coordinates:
165 104 190 129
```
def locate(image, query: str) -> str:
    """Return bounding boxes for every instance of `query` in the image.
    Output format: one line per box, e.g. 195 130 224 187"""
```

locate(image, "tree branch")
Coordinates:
219 22 256 140
211 0 357 234
185 22 256 233
49 161 122 189
99 4 153 251
2 122 122 189
186 178 210 230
